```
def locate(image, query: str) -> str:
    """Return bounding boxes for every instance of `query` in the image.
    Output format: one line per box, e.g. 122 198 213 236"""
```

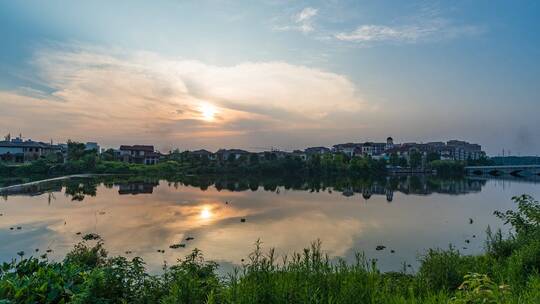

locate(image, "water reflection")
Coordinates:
2 175 488 201
0 175 539 273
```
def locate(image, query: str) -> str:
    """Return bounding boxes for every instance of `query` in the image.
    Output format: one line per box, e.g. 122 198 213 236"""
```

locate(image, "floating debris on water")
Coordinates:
465 239 470 243
390 250 395 253
186 237 194 241
169 244 186 249
16 251 24 257
16 226 21 230
46 249 52 253
157 249 165 253
240 218 246 222
375 245 386 251
76 232 81 235
82 233 101 241
472 235 476 238
469 218 474 224
125 251 132 254
40 254 47 259
35 248 39 252
9 227 13 230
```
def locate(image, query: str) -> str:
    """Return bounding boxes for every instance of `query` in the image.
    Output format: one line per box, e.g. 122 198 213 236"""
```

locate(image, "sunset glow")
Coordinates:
0 1 538 154
200 206 212 220
200 103 217 121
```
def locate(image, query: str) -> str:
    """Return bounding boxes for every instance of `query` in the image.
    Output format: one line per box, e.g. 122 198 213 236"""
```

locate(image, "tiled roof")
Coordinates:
119 145 154 152
0 140 52 148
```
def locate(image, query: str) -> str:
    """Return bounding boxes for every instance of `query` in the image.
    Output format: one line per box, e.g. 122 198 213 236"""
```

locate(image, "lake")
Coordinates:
1 175 539 274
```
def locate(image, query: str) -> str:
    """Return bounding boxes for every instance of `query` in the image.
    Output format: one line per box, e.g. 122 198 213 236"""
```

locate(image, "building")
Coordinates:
191 149 215 160
304 146 331 155
384 139 485 162
361 142 387 157
332 143 361 157
85 142 100 153
119 145 160 165
0 136 60 163
215 149 249 161
292 150 307 161
446 140 484 161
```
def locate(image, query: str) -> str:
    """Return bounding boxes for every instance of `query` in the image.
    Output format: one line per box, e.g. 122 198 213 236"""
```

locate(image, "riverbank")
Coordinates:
0 174 97 193
1 194 539 303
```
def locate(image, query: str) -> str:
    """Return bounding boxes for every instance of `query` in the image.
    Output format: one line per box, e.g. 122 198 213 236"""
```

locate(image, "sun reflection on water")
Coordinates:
200 206 212 220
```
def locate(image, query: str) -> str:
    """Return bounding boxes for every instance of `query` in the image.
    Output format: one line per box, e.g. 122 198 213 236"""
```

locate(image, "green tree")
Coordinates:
67 140 86 162
389 152 400 166
101 148 117 161
426 152 441 163
409 150 423 168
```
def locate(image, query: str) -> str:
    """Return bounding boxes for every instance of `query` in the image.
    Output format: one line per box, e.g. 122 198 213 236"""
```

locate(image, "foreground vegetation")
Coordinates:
1 195 540 303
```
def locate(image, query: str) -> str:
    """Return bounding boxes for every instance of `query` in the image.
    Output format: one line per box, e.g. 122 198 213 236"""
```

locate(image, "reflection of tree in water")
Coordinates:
3 174 491 202
63 179 98 201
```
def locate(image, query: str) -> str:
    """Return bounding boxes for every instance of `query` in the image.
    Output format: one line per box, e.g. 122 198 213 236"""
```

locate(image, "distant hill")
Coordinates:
491 156 540 166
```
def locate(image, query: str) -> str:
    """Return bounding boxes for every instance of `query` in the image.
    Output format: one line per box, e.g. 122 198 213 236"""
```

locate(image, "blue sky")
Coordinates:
0 0 539 154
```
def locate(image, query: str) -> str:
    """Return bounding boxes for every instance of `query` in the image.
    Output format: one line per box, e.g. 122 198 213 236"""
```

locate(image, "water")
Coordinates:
1 175 539 273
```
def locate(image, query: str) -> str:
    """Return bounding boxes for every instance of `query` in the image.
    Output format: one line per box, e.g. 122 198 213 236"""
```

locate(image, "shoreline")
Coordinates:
0 174 112 194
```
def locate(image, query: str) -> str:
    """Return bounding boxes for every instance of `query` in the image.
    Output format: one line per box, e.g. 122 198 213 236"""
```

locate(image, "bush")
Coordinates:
418 247 466 291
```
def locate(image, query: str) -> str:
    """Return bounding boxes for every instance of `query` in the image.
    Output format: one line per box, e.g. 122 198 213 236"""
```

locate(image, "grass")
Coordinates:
1 195 540 303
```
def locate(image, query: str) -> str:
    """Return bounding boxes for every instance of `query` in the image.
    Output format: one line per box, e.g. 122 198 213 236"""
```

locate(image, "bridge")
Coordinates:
465 165 540 177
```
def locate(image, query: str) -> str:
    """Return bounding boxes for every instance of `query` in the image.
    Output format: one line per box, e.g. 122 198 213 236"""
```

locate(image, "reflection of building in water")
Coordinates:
385 189 394 202
337 176 488 200
437 179 483 195
0 182 63 197
118 182 159 195
362 188 372 200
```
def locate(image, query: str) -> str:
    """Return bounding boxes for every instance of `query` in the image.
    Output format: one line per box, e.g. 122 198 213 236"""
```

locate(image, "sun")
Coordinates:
200 103 217 121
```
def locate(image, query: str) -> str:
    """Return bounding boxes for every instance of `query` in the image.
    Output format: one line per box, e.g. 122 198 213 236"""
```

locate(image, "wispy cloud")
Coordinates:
335 16 483 44
0 45 369 150
274 7 318 33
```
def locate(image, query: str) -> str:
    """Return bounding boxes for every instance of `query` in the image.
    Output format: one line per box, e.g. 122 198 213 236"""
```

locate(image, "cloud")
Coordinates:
0 45 367 150
274 7 318 33
335 20 483 44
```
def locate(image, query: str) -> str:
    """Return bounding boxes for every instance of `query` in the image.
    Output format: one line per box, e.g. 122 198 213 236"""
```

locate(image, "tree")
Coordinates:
67 140 86 162
249 153 259 165
389 152 400 166
426 152 441 163
101 149 117 161
409 151 423 169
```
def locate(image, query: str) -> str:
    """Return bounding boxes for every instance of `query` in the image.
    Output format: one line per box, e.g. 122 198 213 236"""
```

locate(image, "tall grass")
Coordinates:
2 195 540 303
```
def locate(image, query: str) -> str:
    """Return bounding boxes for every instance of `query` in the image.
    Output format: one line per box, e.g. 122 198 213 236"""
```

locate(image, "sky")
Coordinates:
0 0 539 155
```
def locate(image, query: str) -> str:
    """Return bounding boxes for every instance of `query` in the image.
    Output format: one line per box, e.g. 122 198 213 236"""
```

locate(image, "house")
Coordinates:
304 146 330 155
332 143 361 157
292 150 307 161
361 142 387 157
119 145 160 165
191 149 215 160
0 136 59 163
215 149 249 161
118 181 159 195
85 142 100 153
